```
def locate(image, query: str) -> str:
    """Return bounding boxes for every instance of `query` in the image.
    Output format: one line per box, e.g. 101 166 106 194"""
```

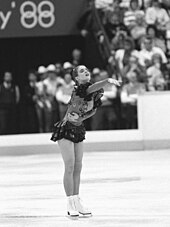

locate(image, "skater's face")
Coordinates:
75 65 91 84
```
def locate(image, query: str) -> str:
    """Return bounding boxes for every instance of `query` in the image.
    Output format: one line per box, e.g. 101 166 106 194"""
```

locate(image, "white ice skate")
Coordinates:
67 196 79 219
73 195 92 217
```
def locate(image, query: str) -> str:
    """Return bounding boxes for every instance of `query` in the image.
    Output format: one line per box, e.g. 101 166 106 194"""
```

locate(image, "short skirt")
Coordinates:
50 121 86 143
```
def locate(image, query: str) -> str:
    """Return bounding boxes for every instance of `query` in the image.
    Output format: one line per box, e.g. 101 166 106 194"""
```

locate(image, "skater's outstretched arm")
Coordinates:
86 78 121 94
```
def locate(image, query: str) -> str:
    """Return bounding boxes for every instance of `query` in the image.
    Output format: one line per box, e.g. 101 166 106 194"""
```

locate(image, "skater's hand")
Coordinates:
108 78 122 87
67 112 79 122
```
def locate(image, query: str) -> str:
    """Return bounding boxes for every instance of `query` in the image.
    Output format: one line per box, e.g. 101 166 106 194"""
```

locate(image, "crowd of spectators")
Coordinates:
1 0 170 134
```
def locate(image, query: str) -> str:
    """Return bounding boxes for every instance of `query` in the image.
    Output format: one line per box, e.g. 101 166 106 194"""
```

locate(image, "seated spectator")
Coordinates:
146 53 166 91
104 0 125 40
130 12 146 47
154 77 166 91
120 69 146 129
91 70 118 130
110 29 128 50
95 0 113 11
114 37 139 75
120 0 146 8
138 36 167 68
0 72 20 134
146 24 166 52
55 73 75 120
123 0 145 30
145 0 170 34
112 0 152 11
24 70 39 133
122 54 147 83
162 0 170 8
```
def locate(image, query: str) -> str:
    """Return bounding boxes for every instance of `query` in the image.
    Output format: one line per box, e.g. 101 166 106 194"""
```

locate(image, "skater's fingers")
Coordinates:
108 78 121 86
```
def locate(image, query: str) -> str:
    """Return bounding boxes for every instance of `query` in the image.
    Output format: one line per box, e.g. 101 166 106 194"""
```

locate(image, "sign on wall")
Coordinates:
0 0 85 38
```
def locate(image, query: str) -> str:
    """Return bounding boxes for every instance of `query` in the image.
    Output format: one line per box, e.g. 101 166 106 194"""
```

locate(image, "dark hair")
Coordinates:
146 24 158 36
124 37 135 50
72 65 90 79
144 35 153 43
28 69 37 75
72 66 79 81
130 0 139 8
150 0 160 7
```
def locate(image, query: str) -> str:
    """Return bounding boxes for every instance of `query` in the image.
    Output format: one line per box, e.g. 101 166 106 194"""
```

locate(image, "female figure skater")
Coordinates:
51 65 120 218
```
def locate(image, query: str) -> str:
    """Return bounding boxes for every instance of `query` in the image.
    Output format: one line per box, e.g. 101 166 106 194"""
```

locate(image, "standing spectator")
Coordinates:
56 73 75 120
91 70 118 130
63 62 73 74
72 49 82 67
24 70 39 133
120 69 146 129
0 72 20 134
35 65 48 133
91 67 101 83
77 0 95 38
145 0 170 35
55 62 64 78
43 64 64 132
139 36 167 67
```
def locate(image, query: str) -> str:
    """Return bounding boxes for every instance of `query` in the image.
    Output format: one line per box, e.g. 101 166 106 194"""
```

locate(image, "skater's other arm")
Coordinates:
67 109 97 123
86 78 121 94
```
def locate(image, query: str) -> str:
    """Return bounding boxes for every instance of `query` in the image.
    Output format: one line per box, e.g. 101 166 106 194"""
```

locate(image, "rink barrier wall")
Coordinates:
0 91 170 155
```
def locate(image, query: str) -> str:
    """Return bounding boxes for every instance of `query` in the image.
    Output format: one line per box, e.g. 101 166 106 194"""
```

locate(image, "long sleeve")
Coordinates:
86 79 110 94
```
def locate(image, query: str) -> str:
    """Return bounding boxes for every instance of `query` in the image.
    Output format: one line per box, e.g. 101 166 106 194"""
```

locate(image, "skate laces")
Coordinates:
71 198 77 211
78 197 89 211
68 197 77 211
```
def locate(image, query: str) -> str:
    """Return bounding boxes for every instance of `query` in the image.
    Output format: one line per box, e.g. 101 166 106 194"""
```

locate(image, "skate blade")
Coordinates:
79 213 92 218
66 215 79 220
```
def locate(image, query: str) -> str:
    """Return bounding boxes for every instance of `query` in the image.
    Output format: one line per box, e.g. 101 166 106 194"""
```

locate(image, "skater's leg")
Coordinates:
73 142 92 216
73 142 83 195
58 139 79 217
58 139 75 196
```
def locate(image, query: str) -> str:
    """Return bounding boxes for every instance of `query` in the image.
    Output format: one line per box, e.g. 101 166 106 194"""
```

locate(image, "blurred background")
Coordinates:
1 0 170 135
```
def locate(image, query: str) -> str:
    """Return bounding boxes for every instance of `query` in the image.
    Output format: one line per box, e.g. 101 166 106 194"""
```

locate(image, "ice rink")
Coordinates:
0 149 170 227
